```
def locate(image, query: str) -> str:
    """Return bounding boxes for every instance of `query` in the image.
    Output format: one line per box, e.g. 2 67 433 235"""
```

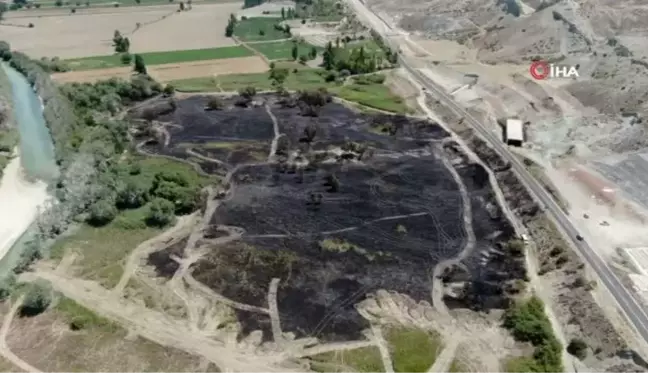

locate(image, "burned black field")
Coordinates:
144 94 518 342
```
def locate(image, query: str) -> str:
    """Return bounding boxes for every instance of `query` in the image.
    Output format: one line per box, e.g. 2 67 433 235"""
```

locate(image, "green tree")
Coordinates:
87 198 118 226
225 14 236 37
284 24 291 35
309 46 317 59
269 67 289 91
281 7 285 19
145 198 175 227
133 54 147 75
291 42 299 60
322 41 335 70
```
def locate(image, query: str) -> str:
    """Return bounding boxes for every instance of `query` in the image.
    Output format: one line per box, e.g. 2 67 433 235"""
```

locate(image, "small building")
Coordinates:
505 119 524 146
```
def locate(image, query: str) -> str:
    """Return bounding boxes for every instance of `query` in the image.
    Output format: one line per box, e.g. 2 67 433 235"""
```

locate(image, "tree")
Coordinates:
281 7 285 19
324 173 340 192
71 7 76 13
54 0 62 5
302 124 317 143
269 67 289 92
298 54 308 64
0 2 6 21
87 198 118 226
133 54 147 75
291 43 299 60
322 41 335 70
284 24 291 36
146 198 175 227
225 14 236 37
179 1 184 10
309 46 317 59
567 338 588 360
297 88 330 116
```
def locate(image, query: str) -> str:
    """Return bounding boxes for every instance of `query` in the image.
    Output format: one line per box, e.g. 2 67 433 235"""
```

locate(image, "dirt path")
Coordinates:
0 296 40 373
268 278 284 345
112 214 199 296
429 147 476 314
266 104 281 162
370 324 394 373
407 69 574 372
20 270 287 372
428 337 459 373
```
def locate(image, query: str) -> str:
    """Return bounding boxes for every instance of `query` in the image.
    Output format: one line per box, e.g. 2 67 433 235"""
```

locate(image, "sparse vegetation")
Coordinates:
502 296 563 372
309 347 385 372
384 326 442 372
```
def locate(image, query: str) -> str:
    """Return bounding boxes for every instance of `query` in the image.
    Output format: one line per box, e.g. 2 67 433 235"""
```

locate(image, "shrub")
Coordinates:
206 96 224 111
20 282 53 317
87 198 118 226
163 84 175 96
120 53 132 65
116 179 148 209
567 338 588 360
145 198 175 227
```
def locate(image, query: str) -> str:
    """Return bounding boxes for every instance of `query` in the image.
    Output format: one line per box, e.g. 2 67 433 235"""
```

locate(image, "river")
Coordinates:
0 63 58 275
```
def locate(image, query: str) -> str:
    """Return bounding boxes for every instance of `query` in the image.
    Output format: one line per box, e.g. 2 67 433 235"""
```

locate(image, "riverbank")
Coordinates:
0 151 49 260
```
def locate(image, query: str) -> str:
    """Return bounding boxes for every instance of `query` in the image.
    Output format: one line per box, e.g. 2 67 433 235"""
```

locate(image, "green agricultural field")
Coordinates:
234 17 291 42
64 46 254 71
333 83 410 114
250 40 322 61
171 69 411 114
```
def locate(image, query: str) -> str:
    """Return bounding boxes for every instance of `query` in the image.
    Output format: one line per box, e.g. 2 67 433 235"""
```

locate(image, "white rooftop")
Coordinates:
506 119 524 142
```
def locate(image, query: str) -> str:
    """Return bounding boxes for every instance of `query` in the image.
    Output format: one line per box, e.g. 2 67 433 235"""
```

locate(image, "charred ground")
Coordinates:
140 93 522 343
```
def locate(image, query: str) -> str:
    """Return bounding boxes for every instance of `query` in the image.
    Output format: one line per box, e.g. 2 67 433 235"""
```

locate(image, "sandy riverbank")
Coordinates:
0 154 49 258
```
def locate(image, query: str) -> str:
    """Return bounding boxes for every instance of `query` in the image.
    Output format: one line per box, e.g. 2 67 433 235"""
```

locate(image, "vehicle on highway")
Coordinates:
576 234 584 241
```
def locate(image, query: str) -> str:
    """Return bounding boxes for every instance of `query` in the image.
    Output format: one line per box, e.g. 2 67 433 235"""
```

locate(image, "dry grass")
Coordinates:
1 2 242 59
6 302 204 372
51 56 269 83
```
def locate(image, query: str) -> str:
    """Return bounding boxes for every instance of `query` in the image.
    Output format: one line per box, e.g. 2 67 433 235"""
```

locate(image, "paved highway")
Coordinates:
346 0 648 343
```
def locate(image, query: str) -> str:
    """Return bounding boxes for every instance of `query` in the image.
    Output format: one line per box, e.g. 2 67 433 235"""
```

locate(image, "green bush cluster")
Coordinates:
503 296 564 372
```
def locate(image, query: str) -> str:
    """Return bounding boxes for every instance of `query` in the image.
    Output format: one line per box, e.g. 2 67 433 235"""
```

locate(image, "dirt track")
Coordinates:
51 56 269 83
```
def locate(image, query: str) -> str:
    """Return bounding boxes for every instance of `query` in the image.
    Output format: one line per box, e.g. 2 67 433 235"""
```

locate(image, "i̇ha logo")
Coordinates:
529 60 579 80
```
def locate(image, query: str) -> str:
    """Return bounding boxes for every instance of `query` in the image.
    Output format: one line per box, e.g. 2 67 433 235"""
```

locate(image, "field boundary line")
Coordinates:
232 35 271 65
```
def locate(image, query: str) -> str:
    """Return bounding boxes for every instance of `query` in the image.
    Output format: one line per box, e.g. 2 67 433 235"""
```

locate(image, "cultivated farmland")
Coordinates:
64 45 253 70
0 2 242 58
51 55 269 83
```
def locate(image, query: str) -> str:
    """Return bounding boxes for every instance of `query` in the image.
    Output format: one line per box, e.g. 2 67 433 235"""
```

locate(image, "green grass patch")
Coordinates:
49 213 162 288
309 347 385 372
331 84 410 114
384 326 442 372
234 17 291 42
55 296 121 332
250 40 322 61
132 156 213 187
172 69 410 113
64 46 253 71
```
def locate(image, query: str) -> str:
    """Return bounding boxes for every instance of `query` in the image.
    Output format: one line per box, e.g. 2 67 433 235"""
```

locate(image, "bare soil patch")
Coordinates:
6 306 204 372
1 2 242 59
51 56 269 83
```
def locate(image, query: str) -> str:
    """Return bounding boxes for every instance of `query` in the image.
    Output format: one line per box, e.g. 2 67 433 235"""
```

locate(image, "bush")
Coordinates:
353 73 386 85
567 338 588 360
206 96 224 111
116 179 148 209
120 53 132 65
20 282 53 317
145 198 175 227
502 296 563 372
87 198 118 226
